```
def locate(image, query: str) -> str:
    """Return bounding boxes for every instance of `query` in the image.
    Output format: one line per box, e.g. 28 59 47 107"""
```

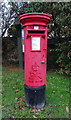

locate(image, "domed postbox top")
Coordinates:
19 13 52 26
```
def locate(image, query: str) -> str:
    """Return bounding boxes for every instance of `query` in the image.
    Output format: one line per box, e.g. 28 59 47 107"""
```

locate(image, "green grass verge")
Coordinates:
2 67 70 118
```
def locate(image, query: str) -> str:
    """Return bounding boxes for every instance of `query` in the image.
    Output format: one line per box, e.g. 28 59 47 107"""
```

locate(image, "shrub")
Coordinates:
56 41 71 75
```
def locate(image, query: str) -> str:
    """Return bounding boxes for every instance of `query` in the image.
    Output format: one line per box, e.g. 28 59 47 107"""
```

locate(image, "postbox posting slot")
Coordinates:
27 29 45 37
28 30 45 34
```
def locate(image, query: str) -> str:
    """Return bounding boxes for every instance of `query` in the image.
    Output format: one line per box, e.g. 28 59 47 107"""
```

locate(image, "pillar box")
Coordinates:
19 13 52 109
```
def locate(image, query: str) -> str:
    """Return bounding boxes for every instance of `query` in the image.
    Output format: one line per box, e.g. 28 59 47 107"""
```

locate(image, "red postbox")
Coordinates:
19 13 52 109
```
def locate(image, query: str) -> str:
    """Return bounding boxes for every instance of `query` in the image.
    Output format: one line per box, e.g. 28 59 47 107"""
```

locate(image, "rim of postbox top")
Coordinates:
19 12 52 18
19 13 52 26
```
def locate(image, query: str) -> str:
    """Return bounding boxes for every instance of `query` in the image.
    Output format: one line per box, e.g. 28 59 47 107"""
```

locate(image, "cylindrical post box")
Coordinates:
19 13 52 109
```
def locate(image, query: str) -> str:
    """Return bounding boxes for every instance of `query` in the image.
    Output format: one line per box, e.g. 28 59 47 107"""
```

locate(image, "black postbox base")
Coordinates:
24 85 46 109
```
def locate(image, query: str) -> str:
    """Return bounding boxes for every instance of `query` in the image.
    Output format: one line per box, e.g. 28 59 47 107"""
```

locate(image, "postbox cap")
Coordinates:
19 13 52 26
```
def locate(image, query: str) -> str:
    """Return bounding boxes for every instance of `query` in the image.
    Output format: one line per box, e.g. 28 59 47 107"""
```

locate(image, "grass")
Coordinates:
2 67 70 118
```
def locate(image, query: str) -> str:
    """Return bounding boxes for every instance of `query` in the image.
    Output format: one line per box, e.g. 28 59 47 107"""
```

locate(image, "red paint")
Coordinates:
19 13 52 87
